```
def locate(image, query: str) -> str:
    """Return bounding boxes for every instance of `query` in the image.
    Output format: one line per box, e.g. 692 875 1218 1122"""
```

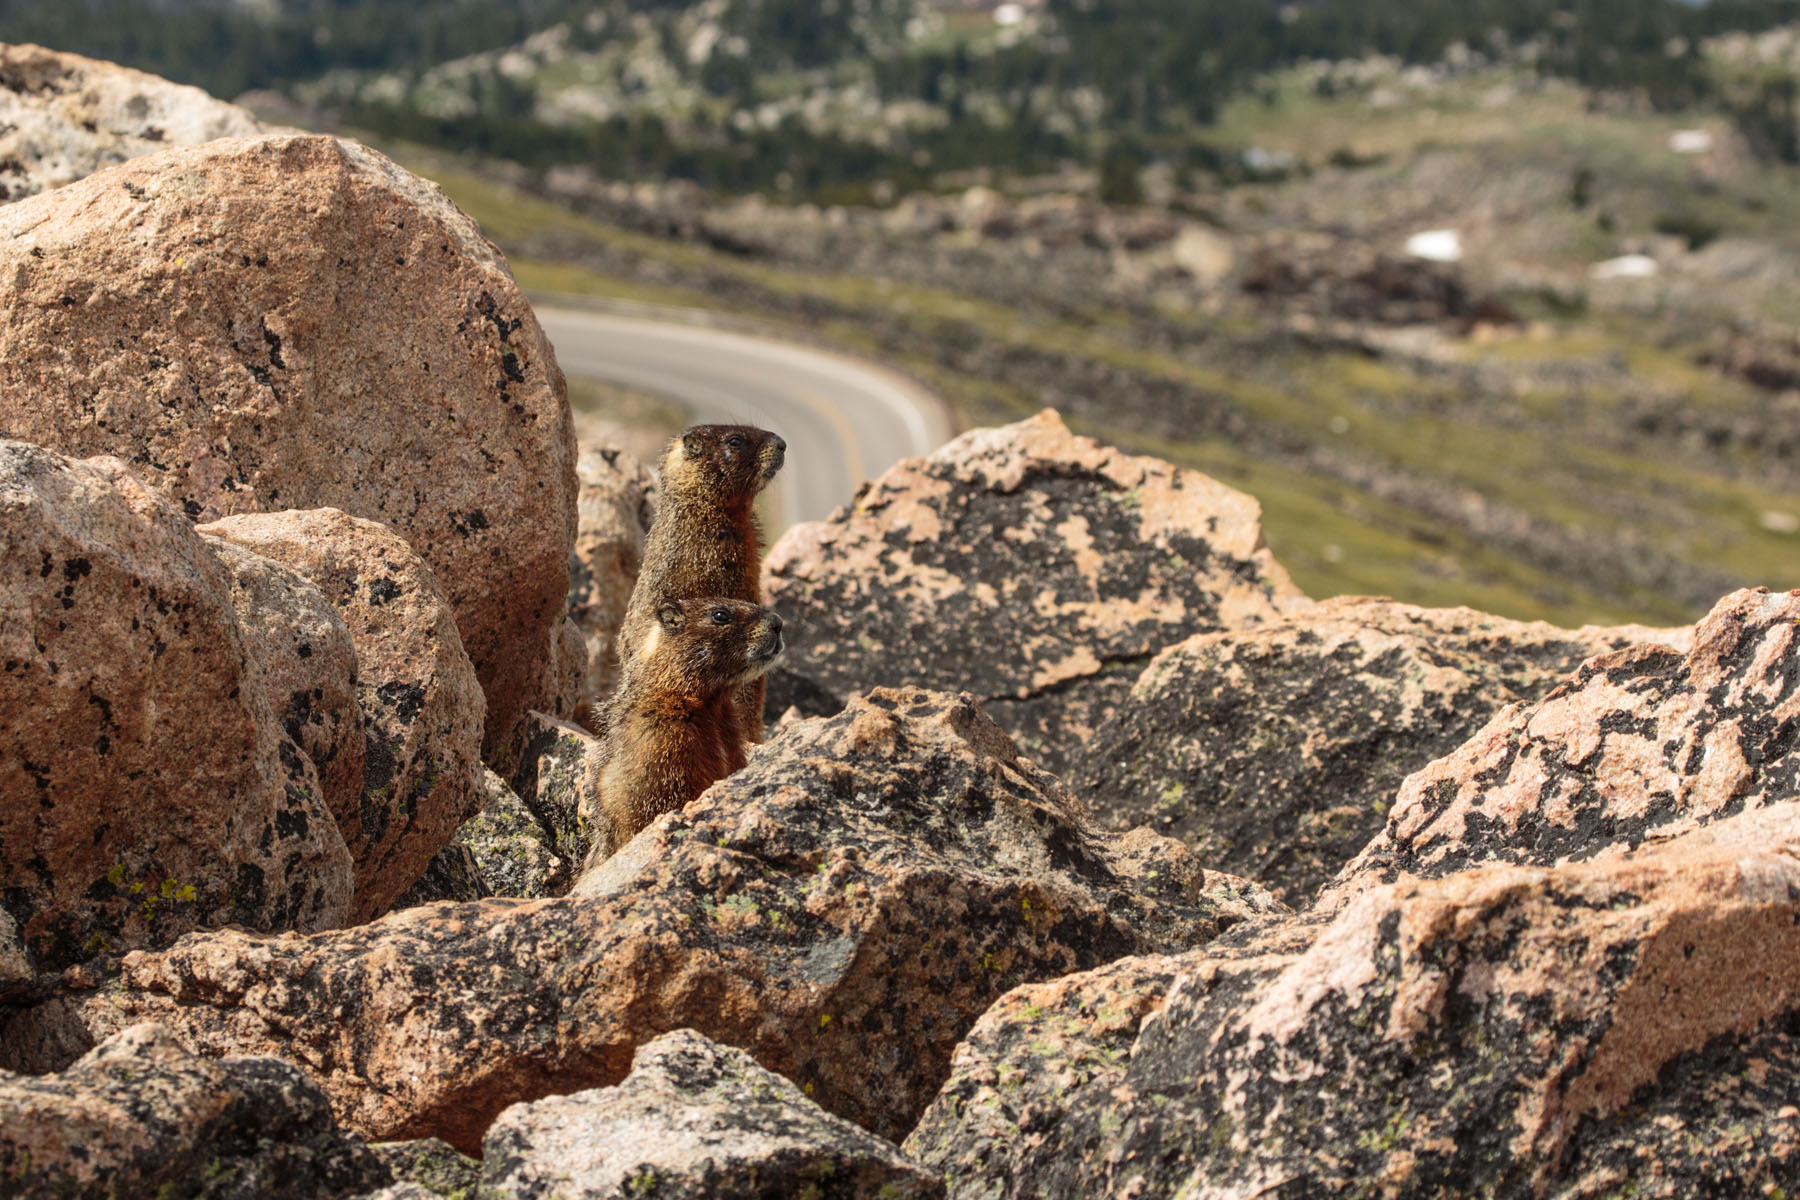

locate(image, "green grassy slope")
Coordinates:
386 134 1800 629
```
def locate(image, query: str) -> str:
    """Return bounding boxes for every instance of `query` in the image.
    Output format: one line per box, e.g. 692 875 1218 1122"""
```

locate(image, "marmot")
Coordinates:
618 424 785 745
589 596 785 863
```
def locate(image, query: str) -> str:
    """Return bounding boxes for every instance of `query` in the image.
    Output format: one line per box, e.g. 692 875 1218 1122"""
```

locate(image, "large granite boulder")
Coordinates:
1334 586 1800 900
1069 597 1691 902
70 689 1276 1153
0 42 266 203
0 132 578 763
763 409 1309 773
480 1029 944 1199
202 509 486 922
0 442 352 982
909 802 1800 1198
0 1022 386 1198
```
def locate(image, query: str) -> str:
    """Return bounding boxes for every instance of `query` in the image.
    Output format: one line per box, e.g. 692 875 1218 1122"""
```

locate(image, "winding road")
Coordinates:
534 304 956 527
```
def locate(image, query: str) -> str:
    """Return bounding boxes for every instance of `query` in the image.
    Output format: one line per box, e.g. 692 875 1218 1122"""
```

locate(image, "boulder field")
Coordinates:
4 48 1800 1200
0 118 577 768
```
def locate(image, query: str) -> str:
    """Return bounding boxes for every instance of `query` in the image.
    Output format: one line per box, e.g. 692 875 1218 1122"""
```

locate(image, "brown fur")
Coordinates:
590 597 784 864
618 424 785 744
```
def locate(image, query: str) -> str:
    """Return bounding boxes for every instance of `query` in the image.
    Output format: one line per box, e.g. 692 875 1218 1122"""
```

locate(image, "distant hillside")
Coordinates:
7 3 1800 626
7 0 1800 198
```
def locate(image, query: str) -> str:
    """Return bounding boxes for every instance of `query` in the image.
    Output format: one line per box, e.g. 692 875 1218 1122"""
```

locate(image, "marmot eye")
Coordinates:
710 607 732 625
725 434 746 449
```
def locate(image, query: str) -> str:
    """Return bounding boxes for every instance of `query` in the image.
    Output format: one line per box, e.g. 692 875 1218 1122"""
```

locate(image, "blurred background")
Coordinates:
7 0 1800 625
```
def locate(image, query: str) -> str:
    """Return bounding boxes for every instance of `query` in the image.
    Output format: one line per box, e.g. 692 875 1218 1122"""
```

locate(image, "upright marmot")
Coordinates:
588 596 785 864
618 424 785 744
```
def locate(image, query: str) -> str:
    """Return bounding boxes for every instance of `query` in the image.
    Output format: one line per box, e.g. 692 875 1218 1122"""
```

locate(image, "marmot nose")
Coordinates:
767 612 784 633
771 434 787 453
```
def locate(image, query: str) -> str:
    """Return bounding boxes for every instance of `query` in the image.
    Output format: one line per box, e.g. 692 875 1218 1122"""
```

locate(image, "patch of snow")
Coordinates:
1669 129 1714 154
1760 510 1800 535
687 24 721 65
1404 229 1462 263
1591 254 1658 280
1243 146 1297 173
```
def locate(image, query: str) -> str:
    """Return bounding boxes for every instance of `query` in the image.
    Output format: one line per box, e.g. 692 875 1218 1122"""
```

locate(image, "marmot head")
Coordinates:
638 597 785 695
661 425 786 505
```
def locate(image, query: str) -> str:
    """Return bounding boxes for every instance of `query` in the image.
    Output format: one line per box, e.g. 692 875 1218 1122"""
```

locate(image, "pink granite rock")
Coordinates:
72 689 1273 1153
911 802 1800 1198
0 133 577 764
0 441 351 979
202 509 486 921
1334 586 1800 899
1071 596 1691 901
764 409 1309 772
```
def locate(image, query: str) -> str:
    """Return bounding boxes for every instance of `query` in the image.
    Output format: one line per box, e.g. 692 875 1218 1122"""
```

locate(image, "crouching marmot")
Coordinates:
587 596 784 865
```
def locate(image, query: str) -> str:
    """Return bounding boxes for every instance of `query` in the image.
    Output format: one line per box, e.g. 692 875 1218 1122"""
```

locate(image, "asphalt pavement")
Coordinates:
534 306 956 527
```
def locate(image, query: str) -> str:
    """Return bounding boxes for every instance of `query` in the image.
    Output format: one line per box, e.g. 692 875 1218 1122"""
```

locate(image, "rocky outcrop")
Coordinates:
203 510 486 922
0 1023 387 1198
74 689 1274 1153
1070 597 1692 902
0 442 352 980
1335 587 1800 899
0 43 266 204
764 409 1308 772
910 802 1800 1198
0 132 578 763
1241 238 1515 328
481 1029 945 1199
569 441 658 722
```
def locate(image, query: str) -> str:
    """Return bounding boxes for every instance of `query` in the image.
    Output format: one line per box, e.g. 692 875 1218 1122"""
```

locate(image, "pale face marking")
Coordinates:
639 621 664 659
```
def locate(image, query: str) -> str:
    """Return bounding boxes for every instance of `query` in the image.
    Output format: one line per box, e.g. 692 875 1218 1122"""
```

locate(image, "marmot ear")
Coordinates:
656 602 686 633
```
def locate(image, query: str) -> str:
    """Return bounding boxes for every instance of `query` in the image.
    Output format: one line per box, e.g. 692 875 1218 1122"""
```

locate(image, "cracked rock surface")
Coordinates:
1070 596 1691 902
70 688 1274 1154
201 535 366 871
1333 586 1800 901
0 1022 387 1198
910 587 1800 1200
911 803 1800 1199
763 408 1308 773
